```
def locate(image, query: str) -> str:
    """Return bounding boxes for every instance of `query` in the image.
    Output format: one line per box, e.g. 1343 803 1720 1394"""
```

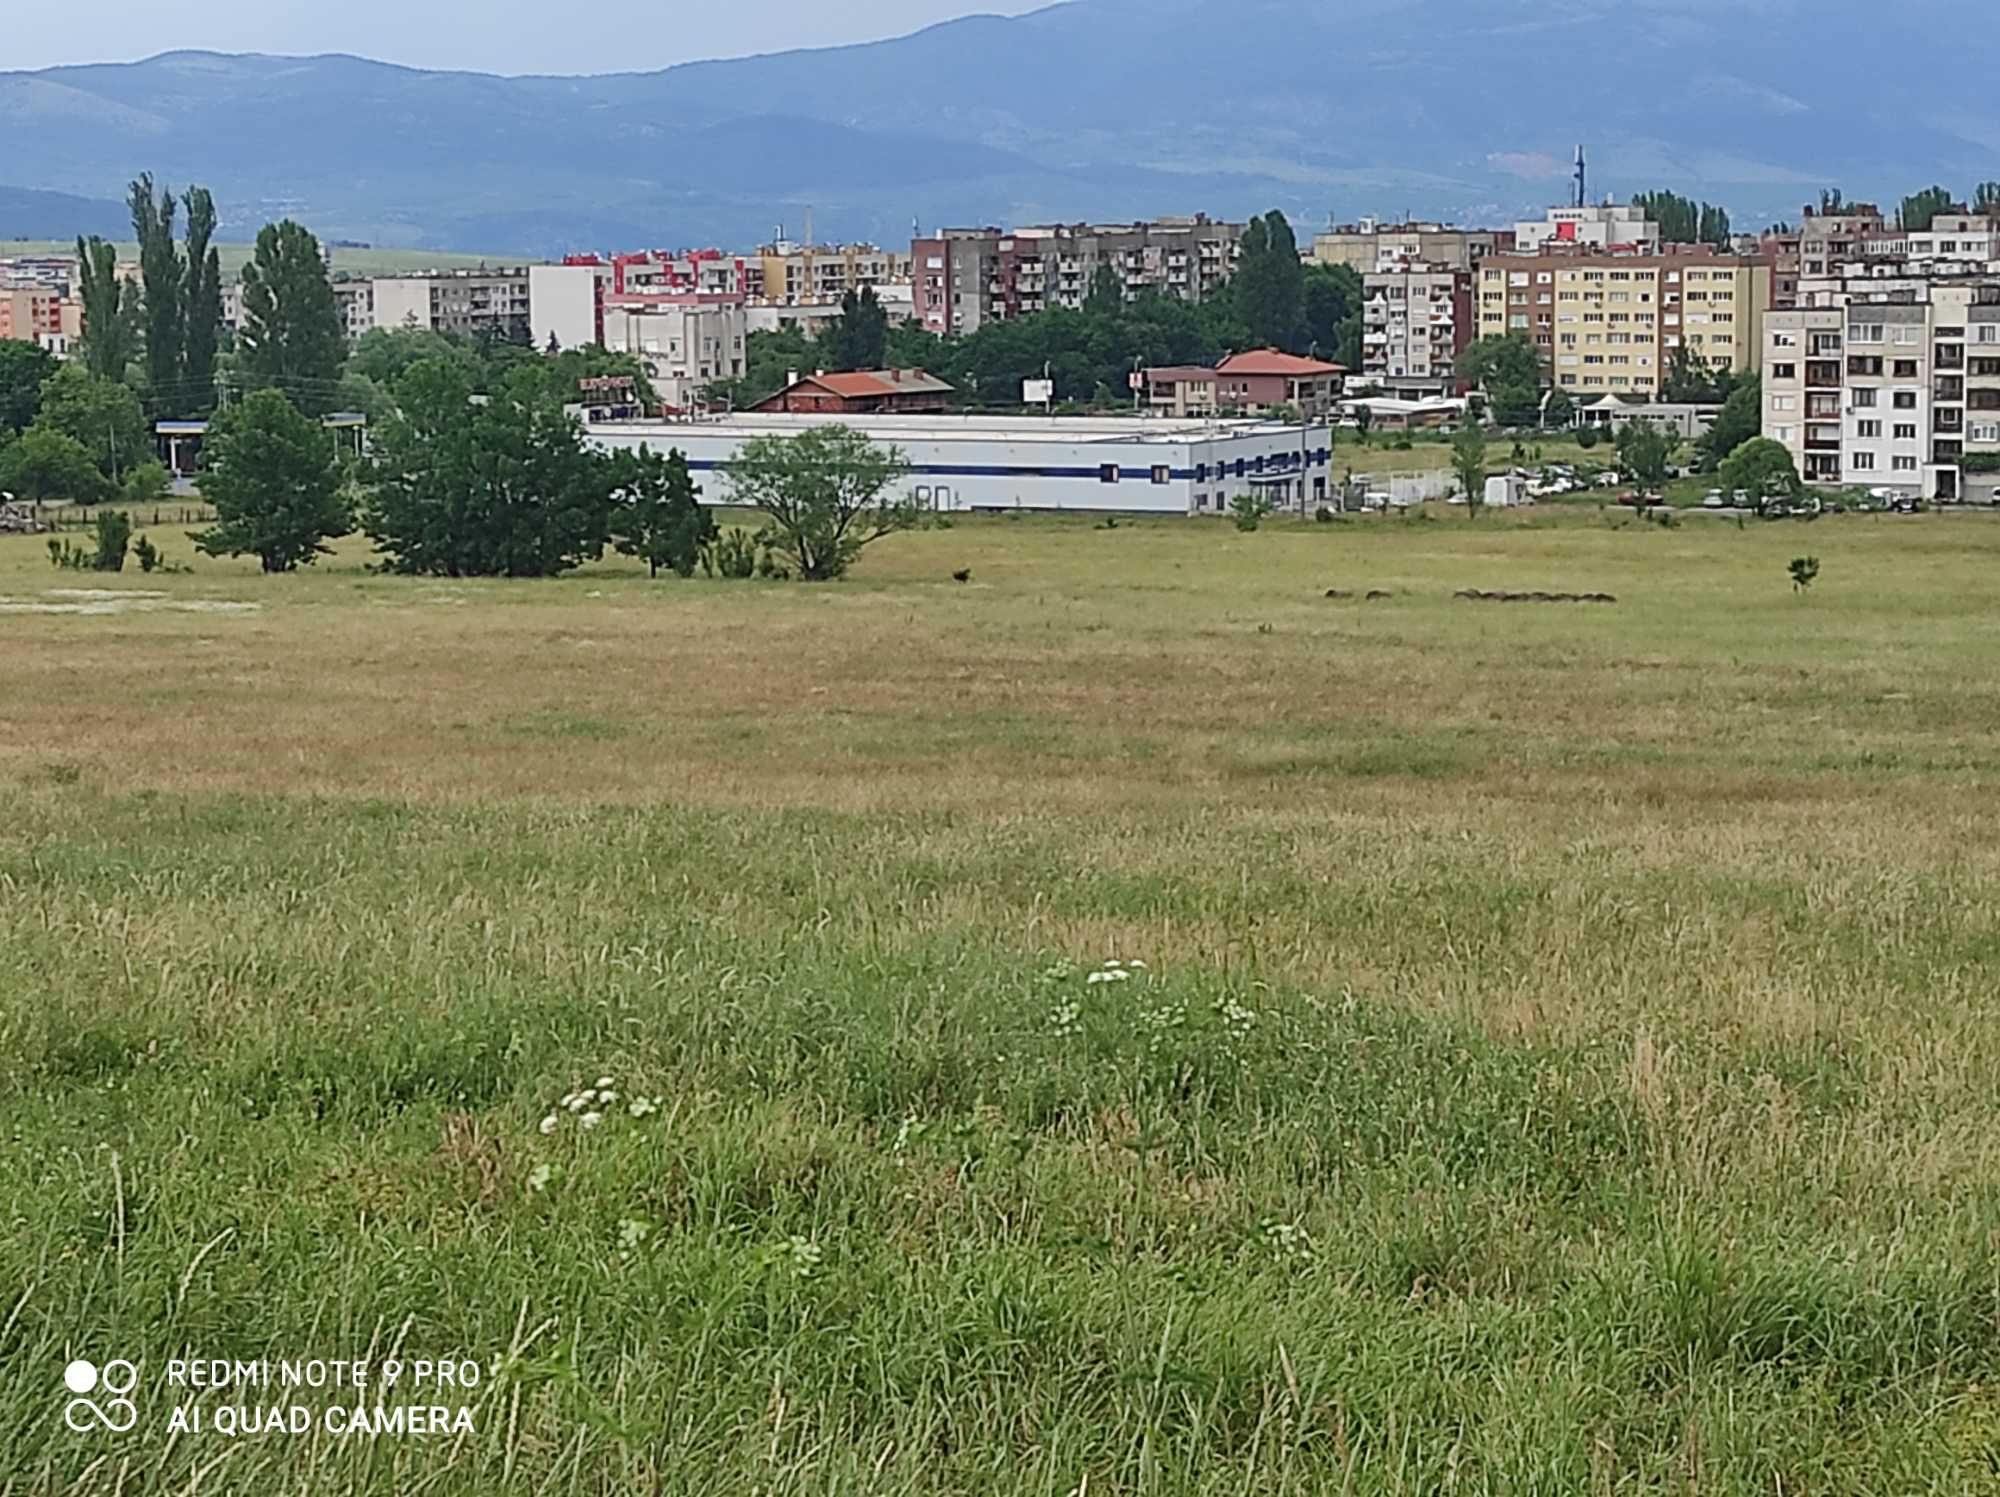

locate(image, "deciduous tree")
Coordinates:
181 186 224 415
192 388 350 572
1457 334 1542 426
1615 418 1673 491
240 220 345 416
723 423 914 581
0 425 107 502
1695 377 1761 471
75 236 139 382
36 364 149 482
1900 186 1954 233
1452 423 1488 516
1234 211 1306 353
612 445 712 578
1720 436 1802 505
129 174 184 406
365 359 614 577
0 339 56 436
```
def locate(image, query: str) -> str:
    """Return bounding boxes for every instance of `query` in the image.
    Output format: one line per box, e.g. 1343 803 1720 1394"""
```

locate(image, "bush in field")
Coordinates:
122 459 173 509
1229 493 1273 532
1790 555 1820 593
90 508 131 571
722 423 913 581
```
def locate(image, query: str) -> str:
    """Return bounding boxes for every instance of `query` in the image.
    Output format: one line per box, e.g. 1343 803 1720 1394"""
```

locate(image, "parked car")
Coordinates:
1700 489 1728 509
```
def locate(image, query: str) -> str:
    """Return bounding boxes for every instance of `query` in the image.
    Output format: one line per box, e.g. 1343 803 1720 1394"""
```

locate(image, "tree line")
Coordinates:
708 210 1364 410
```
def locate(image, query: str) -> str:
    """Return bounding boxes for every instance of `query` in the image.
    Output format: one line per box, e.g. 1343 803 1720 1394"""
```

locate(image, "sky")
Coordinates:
9 0 1046 75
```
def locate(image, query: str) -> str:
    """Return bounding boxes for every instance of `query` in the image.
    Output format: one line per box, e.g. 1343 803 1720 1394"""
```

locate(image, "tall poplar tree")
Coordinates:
129 174 184 405
181 187 223 415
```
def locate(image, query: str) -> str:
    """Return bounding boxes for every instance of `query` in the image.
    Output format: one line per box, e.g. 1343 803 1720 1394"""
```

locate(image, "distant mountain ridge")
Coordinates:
0 184 131 243
1 0 1995 255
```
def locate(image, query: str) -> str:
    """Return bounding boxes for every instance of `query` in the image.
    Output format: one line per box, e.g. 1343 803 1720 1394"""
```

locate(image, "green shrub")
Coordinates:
91 509 132 572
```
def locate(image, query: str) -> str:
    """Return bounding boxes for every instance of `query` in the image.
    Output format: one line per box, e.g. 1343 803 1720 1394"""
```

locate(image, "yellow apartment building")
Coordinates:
1476 251 1770 399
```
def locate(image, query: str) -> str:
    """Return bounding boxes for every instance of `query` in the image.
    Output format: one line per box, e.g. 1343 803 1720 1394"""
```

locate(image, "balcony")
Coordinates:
1935 411 1965 434
1936 377 1965 403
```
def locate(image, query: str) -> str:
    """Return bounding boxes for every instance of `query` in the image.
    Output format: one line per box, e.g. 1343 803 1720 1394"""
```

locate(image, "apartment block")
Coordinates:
600 297 747 410
1476 250 1769 399
0 286 67 344
757 242 911 307
1763 273 2000 502
372 270 533 339
1362 267 1474 398
1309 219 1510 274
913 217 1243 336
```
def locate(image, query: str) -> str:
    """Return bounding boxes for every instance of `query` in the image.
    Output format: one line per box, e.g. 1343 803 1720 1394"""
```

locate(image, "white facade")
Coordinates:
600 302 748 409
583 413 1334 516
530 265 599 352
1514 205 1660 254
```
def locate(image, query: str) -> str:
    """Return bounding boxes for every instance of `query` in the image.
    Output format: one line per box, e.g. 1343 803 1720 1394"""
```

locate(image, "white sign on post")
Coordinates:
1023 378 1054 405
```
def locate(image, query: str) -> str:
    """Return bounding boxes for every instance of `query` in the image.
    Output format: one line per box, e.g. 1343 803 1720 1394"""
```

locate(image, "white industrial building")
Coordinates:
584 413 1334 515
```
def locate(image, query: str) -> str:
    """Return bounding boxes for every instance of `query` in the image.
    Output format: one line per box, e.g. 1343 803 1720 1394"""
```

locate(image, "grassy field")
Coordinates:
0 240 522 280
6 509 2000 1492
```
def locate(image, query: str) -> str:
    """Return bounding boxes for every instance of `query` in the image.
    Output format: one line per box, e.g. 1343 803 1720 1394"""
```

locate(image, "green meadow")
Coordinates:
5 507 2000 1492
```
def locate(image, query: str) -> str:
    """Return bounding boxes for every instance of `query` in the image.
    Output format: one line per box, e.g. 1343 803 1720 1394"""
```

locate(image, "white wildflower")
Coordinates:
538 1114 559 1135
598 1090 619 1105
566 1095 591 1113
579 1112 604 1130
527 1164 554 1192
616 1218 651 1250
1049 1000 1083 1038
785 1236 823 1279
628 1096 659 1119
595 1076 615 1090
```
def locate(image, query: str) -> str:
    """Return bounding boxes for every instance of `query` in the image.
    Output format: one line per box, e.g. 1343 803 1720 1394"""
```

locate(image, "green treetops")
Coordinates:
1720 437 1803 505
1615 419 1673 491
240 220 345 416
1451 424 1488 516
365 358 616 577
36 364 149 482
612 445 714 578
723 424 915 581
192 388 351 572
0 425 107 503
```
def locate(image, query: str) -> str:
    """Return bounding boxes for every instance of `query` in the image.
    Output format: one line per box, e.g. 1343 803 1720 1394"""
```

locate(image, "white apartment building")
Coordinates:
600 300 747 410
1514 204 1661 254
1764 273 2000 501
372 271 532 339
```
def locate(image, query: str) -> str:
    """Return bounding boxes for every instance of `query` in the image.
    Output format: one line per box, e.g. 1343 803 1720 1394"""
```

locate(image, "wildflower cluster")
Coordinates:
1215 997 1259 1042
1260 1219 1316 1266
539 1074 664 1136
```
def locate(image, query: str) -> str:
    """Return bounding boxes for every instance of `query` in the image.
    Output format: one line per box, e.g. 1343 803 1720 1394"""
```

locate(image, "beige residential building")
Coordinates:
1476 250 1770 400
1309 219 1511 273
756 242 911 307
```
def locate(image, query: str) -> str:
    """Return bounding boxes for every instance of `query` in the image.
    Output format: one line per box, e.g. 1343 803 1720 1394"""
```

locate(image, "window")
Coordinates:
1852 452 1876 471
1894 392 1918 410
1195 462 1208 482
1151 465 1170 485
1895 423 1918 440
1852 323 1884 344
1857 420 1882 438
1773 362 1797 380
1894 360 1919 379
1773 395 1797 412
1893 455 1918 472
1852 388 1877 407
1099 464 1119 483
914 485 931 503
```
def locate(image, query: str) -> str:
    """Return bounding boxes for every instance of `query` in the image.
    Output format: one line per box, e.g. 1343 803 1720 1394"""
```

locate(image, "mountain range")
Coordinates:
2 0 1996 256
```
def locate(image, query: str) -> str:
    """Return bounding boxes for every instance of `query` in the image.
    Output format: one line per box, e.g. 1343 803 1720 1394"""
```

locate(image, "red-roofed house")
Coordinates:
750 368 955 415
1144 350 1345 420
1212 350 1347 418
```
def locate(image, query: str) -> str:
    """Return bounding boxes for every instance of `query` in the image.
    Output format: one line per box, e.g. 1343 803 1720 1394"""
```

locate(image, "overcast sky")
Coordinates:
11 0 1046 74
